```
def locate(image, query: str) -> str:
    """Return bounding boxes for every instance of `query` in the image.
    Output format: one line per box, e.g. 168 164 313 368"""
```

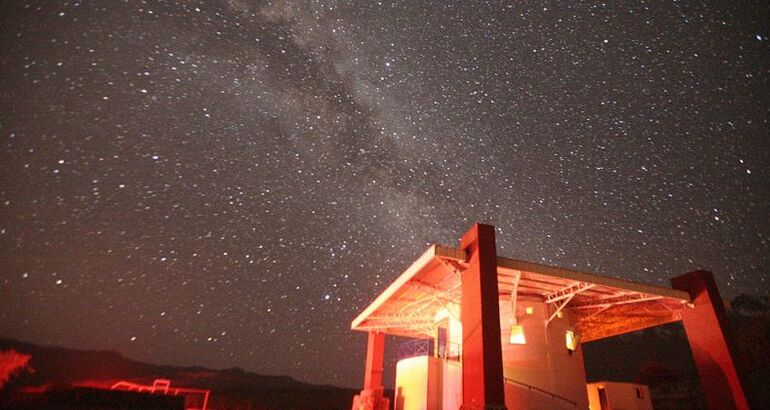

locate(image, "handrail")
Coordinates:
398 339 433 359
397 339 460 361
503 377 577 407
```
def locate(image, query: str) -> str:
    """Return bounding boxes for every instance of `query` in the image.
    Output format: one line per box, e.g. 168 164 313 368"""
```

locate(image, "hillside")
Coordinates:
1 294 767 409
0 338 359 409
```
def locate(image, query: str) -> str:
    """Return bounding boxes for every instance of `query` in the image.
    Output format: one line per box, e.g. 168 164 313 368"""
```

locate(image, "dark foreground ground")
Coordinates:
1 294 767 409
0 336 371 409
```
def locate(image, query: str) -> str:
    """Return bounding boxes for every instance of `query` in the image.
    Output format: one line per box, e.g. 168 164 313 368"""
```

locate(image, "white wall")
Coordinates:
395 356 429 410
395 355 461 410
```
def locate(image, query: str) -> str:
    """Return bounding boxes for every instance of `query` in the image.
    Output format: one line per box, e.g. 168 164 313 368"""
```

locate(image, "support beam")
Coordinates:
510 270 521 324
406 280 462 303
671 270 748 410
363 332 385 389
547 293 576 324
544 282 595 304
459 223 507 410
544 282 595 325
351 332 389 410
570 293 664 309
439 257 464 279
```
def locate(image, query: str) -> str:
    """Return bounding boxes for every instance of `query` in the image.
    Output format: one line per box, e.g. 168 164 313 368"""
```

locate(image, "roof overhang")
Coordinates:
351 245 691 342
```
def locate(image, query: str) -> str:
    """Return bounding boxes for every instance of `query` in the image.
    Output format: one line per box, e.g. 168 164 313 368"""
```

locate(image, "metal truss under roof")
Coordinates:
352 245 690 343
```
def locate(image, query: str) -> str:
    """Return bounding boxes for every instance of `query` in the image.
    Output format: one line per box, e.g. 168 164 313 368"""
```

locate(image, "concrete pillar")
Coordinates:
671 270 748 410
364 332 386 389
352 332 389 410
459 223 507 409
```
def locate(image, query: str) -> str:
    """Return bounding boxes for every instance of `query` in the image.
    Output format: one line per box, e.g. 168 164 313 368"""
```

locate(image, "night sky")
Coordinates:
1 1 768 389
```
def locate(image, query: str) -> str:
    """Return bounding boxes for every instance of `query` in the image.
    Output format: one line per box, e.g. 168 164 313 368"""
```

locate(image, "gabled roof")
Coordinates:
351 245 690 342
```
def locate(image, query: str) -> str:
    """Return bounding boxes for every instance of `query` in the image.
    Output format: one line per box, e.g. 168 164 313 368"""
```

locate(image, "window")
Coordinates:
525 306 534 315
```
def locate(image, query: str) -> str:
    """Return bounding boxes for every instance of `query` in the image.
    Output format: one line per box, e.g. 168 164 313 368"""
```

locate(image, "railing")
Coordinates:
503 377 577 408
398 339 433 359
397 339 460 361
436 341 461 361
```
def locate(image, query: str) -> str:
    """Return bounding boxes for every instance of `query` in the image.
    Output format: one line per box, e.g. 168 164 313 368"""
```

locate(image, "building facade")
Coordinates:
350 224 748 410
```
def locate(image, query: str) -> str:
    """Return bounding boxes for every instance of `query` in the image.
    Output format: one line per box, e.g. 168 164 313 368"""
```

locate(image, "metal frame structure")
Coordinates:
350 224 749 410
111 378 210 410
351 244 691 343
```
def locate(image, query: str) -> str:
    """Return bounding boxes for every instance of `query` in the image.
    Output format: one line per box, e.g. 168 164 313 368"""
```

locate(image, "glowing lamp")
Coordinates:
565 330 580 352
509 324 526 345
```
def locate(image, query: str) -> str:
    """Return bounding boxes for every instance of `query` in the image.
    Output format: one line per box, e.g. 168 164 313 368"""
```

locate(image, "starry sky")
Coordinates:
0 0 768 389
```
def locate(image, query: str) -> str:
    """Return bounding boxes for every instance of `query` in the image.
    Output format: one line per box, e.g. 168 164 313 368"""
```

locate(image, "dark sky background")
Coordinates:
0 0 768 389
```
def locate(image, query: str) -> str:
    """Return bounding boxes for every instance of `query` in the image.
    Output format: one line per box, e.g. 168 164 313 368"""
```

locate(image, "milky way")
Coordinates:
1 1 768 388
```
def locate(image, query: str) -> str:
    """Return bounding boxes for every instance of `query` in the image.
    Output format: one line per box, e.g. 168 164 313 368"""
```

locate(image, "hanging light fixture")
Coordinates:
509 323 526 345
565 330 580 352
509 270 526 345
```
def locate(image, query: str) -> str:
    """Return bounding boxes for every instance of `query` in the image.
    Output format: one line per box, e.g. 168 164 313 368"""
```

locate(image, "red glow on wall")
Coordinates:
72 379 123 390
17 378 137 394
0 349 32 389
17 384 51 394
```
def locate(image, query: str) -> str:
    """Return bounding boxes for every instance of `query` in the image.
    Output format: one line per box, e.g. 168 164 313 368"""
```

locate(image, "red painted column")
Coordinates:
363 331 385 390
671 270 749 410
352 332 388 410
459 223 507 409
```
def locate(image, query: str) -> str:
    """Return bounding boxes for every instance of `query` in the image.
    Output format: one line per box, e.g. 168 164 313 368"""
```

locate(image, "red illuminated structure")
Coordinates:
350 223 748 410
111 378 210 410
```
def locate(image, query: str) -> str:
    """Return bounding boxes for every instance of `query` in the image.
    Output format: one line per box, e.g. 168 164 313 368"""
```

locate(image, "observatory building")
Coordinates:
350 224 747 410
